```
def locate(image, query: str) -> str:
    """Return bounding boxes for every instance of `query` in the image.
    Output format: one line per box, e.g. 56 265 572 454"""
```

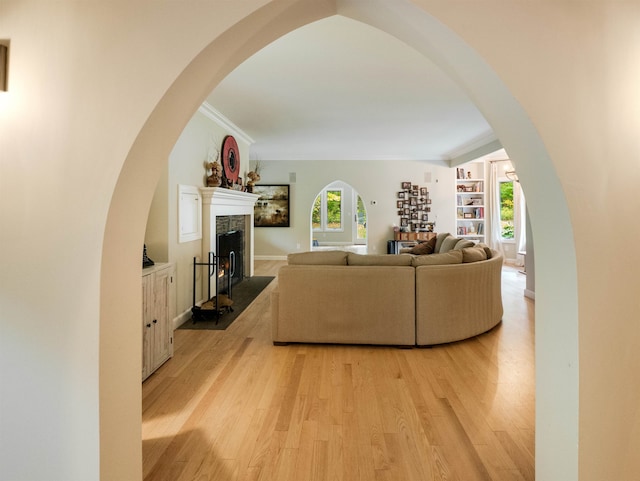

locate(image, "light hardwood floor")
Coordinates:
142 260 534 481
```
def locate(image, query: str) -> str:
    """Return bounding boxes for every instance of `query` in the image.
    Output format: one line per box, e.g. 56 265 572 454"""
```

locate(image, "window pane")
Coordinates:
312 194 322 229
326 190 342 229
500 181 514 239
356 196 367 239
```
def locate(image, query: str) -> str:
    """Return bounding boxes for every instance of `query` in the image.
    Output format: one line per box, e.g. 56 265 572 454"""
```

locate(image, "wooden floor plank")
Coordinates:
142 262 534 481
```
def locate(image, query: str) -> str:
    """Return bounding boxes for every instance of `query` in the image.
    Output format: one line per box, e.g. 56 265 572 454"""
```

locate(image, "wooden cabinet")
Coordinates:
142 263 174 381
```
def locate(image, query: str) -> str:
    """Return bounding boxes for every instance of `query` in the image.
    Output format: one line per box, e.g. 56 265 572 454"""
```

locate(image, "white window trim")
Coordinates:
312 188 344 232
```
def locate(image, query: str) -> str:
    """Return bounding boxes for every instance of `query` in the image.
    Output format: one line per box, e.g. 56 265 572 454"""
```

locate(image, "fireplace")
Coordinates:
217 229 244 288
199 187 259 280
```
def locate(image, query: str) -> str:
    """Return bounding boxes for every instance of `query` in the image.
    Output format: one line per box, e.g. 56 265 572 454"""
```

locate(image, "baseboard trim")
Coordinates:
173 300 204 330
173 311 190 330
255 255 288 261
524 288 535 300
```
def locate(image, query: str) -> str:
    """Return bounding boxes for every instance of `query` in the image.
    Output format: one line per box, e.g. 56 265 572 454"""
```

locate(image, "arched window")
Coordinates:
312 188 344 232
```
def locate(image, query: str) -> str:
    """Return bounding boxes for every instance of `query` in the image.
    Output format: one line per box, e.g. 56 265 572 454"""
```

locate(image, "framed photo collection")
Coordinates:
396 181 435 233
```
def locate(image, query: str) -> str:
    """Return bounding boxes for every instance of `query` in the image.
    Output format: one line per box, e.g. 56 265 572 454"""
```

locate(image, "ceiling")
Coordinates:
206 15 497 163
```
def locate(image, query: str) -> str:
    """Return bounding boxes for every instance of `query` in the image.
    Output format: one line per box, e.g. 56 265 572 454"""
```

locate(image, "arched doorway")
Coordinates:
100 2 578 479
310 181 368 253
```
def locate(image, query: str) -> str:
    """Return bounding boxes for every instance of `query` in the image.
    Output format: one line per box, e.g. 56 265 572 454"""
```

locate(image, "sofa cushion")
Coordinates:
408 236 437 255
476 243 493 259
453 239 475 250
411 249 463 266
287 250 348 265
439 236 462 253
348 253 413 266
434 232 451 253
461 246 488 263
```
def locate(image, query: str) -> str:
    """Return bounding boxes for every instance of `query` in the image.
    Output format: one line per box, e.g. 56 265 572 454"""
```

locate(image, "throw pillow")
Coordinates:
347 253 413 266
434 232 451 253
453 239 475 250
461 246 488 263
409 236 437 255
287 250 348 265
476 243 493 259
439 236 461 253
411 249 463 266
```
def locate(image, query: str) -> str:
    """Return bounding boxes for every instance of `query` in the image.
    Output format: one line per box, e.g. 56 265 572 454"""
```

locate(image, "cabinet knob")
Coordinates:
153 319 157 324
146 323 151 328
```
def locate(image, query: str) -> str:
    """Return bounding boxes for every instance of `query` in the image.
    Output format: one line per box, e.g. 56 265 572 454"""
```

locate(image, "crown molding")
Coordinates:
198 102 254 145
446 132 501 167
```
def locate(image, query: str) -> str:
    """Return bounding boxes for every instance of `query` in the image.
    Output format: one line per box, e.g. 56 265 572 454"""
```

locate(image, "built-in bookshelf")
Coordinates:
455 162 485 242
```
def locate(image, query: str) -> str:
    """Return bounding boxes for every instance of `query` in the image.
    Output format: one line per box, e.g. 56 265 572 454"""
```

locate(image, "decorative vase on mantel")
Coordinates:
245 170 260 193
206 161 223 187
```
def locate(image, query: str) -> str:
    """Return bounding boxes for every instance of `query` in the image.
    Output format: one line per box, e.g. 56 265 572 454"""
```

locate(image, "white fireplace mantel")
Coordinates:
200 187 259 277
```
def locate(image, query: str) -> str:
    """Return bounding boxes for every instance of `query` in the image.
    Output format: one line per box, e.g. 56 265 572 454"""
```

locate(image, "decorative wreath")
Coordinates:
221 135 240 184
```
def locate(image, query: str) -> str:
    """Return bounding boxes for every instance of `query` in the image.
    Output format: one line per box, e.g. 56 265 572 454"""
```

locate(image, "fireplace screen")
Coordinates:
217 230 244 287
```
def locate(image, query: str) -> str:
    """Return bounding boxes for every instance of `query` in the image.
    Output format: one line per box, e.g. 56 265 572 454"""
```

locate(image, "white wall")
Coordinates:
254 159 454 257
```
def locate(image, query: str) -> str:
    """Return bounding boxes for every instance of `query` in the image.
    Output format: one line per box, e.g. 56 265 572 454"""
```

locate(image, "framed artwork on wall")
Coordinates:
253 184 290 227
396 181 433 234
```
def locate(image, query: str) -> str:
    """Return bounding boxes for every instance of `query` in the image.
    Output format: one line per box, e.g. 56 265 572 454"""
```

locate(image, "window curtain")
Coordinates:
513 179 526 266
487 162 505 257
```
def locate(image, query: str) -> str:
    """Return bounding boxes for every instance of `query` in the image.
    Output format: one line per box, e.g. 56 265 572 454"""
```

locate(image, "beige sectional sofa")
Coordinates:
271 234 504 347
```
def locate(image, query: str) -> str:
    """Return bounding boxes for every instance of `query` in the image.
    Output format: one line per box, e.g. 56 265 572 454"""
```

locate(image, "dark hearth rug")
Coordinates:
179 276 274 330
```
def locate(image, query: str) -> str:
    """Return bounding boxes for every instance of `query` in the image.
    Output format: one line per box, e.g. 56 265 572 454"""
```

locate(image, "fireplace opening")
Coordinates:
217 229 244 290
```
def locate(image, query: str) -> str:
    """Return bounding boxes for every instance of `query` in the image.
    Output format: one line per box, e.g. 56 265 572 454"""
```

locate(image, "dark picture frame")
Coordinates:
253 184 290 227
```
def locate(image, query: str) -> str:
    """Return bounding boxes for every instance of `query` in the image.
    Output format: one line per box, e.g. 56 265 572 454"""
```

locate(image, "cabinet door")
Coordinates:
152 267 172 368
142 273 154 380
